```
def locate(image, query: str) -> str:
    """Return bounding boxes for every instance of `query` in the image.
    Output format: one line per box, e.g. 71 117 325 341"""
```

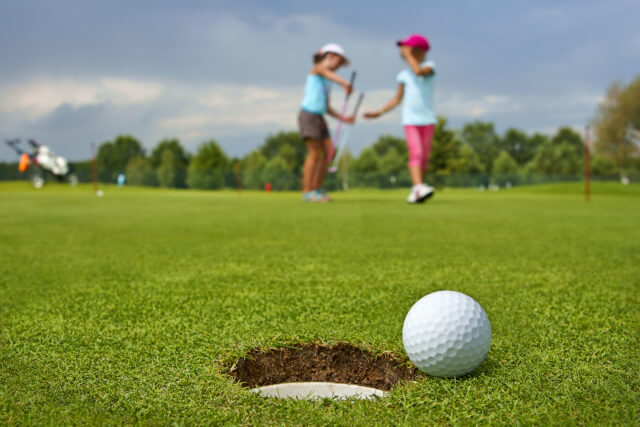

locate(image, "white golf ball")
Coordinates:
402 290 491 378
96 190 104 197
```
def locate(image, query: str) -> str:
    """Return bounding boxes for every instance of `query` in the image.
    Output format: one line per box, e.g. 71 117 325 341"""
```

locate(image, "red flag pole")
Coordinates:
91 143 98 195
585 125 590 203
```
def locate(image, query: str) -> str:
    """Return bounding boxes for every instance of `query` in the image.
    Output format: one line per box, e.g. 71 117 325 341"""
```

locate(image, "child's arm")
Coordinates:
314 64 353 94
400 46 434 76
363 84 404 119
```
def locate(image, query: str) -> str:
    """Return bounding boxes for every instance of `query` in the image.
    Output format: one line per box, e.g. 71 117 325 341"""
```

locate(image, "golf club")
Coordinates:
327 71 356 164
329 92 365 173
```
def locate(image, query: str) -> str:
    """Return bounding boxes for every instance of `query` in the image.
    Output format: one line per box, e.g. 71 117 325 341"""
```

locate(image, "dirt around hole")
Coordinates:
228 343 420 392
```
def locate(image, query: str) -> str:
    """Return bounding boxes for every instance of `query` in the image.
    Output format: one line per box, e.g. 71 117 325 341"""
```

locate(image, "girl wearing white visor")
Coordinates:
298 43 354 202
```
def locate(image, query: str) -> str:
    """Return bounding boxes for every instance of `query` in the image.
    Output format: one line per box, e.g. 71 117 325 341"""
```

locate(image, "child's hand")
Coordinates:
343 115 355 124
364 110 382 119
344 83 353 95
399 45 412 58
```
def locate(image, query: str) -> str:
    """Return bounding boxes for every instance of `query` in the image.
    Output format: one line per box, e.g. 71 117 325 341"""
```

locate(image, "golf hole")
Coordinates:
227 343 420 400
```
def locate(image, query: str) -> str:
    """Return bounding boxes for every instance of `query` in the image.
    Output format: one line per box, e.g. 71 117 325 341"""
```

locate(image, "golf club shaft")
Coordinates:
328 71 356 162
329 93 365 172
351 92 365 117
330 126 351 172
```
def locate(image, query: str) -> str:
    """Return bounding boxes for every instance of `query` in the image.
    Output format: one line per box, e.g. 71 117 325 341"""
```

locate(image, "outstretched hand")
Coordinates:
364 111 382 119
343 83 353 95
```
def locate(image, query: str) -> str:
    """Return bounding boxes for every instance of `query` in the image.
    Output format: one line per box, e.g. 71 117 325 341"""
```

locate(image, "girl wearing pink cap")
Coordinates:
365 34 436 204
298 43 354 202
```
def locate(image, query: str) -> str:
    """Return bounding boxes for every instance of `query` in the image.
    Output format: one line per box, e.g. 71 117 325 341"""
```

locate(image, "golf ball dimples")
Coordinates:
402 290 491 378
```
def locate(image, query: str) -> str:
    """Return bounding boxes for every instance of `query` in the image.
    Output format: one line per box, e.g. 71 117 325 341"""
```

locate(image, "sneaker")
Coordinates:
416 183 434 203
303 191 321 202
407 188 419 203
407 184 434 204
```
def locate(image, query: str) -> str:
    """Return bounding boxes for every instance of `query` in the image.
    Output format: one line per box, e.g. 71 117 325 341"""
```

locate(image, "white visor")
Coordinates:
319 43 349 65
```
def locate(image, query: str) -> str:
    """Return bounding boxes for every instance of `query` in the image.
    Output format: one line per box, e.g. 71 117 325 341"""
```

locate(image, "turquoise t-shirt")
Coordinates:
396 60 436 126
301 74 329 115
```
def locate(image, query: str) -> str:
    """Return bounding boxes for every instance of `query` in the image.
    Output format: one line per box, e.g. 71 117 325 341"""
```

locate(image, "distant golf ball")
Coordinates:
402 290 491 378
96 190 104 197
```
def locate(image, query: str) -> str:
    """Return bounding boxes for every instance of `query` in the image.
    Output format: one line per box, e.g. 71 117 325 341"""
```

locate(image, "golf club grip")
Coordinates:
349 71 357 87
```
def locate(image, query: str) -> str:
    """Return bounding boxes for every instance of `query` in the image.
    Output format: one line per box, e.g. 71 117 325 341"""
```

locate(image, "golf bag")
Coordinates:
5 139 78 188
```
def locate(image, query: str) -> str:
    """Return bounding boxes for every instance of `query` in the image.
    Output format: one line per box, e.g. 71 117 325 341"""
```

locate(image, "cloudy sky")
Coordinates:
1 0 638 161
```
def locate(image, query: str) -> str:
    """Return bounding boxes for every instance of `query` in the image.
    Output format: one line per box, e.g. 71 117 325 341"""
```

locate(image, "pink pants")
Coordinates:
404 124 435 170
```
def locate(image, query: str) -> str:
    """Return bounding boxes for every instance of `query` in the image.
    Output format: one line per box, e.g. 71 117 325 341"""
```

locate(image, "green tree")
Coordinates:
351 147 379 173
261 156 297 190
525 140 583 177
351 147 381 187
125 156 155 186
460 121 500 172
552 127 584 154
431 117 462 176
150 139 189 188
370 134 409 159
379 147 405 175
492 150 519 185
0 162 27 181
593 76 640 178
450 144 484 174
591 155 618 178
241 150 267 189
156 149 178 188
149 139 188 168
446 143 485 187
68 160 93 183
187 140 229 189
500 128 537 166
528 133 551 156
260 132 305 173
97 135 145 182
277 144 297 171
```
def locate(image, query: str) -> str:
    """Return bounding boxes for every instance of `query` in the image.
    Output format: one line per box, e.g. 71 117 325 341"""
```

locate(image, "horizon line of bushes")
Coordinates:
1 117 638 190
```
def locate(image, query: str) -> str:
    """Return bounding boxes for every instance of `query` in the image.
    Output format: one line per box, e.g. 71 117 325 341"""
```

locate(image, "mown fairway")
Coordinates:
1 182 638 425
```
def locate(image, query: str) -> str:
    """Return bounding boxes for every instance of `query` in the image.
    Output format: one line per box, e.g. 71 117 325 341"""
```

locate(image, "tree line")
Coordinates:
82 118 638 190
0 121 635 190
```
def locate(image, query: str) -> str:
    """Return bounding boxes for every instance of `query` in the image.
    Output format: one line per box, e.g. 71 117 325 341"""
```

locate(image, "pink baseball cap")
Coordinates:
397 34 430 51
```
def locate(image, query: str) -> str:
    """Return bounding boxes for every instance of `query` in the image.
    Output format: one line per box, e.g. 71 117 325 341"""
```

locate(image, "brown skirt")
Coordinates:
298 109 330 141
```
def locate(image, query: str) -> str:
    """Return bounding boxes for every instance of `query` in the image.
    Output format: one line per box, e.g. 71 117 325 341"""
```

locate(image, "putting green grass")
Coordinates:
1 181 638 425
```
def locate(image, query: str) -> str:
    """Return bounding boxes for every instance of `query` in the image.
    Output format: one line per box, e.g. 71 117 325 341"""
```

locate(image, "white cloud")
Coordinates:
0 78 163 119
99 78 163 106
438 93 522 118
158 84 301 130
0 80 98 119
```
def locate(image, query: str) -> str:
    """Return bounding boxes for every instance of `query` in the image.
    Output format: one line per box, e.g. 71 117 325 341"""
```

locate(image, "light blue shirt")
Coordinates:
396 60 436 126
301 74 329 115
